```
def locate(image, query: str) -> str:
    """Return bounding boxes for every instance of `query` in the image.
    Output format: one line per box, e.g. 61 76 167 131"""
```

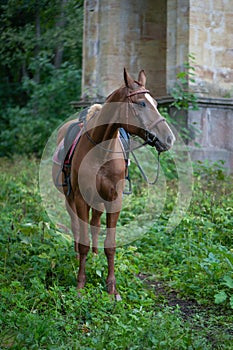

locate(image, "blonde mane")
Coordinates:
86 104 102 121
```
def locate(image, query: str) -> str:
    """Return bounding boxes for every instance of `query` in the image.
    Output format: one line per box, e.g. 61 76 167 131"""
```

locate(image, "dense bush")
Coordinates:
0 65 81 156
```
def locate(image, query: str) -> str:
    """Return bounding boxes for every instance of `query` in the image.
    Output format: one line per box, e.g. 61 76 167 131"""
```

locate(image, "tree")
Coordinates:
0 0 84 156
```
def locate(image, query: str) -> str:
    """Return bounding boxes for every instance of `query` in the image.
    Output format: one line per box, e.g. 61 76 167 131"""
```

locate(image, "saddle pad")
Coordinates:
52 123 83 166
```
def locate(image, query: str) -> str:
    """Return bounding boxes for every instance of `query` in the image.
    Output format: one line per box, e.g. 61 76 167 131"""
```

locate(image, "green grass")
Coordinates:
0 157 233 349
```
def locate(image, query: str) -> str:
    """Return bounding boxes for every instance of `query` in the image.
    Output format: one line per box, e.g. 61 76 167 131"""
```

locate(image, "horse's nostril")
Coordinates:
167 136 172 145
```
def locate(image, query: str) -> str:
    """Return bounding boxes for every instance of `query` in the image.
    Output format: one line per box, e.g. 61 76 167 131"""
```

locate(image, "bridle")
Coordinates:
83 88 166 185
127 89 150 97
126 88 166 148
125 88 166 185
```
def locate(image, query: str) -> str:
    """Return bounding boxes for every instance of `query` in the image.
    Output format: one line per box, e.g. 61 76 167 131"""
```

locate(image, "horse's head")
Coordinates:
119 68 175 152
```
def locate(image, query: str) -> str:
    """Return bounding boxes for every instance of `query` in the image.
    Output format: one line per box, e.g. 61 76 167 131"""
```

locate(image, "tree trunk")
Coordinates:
34 1 41 83
54 0 67 69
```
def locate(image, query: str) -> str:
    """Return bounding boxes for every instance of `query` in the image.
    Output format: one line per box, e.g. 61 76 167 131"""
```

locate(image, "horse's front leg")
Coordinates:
104 211 121 299
75 199 90 291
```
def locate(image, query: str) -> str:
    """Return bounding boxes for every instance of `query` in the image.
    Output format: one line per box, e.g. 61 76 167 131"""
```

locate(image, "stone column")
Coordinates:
82 0 100 99
189 0 233 97
82 0 167 100
167 0 190 93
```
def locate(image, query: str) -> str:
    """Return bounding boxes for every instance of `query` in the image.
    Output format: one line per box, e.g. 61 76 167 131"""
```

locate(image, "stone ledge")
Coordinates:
70 96 233 109
157 96 233 109
197 97 233 109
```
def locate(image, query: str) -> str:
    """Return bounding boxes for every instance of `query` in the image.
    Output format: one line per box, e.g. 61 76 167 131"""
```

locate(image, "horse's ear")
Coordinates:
138 70 146 86
124 68 134 89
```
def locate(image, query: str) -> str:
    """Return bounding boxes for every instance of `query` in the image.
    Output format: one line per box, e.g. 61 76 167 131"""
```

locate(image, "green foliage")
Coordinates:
0 64 81 156
0 158 233 349
137 160 233 306
0 0 83 157
170 53 198 111
160 54 200 146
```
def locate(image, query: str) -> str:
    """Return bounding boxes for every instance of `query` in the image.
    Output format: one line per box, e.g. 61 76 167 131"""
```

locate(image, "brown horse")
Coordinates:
53 69 175 299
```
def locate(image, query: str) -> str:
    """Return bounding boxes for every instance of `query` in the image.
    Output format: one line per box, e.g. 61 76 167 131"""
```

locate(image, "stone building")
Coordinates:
80 0 233 170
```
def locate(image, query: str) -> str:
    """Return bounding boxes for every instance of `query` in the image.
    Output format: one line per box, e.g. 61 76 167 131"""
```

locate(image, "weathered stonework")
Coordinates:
81 0 233 171
188 100 233 170
82 0 167 99
189 0 233 97
83 0 233 98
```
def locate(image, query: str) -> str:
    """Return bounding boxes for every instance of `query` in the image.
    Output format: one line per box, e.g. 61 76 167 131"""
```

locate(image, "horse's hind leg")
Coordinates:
104 212 121 299
67 195 90 291
90 206 104 254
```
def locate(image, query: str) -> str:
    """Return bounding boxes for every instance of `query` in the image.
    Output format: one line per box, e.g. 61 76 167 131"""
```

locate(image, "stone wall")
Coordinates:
188 0 233 170
82 0 167 99
81 0 233 171
82 0 233 99
188 99 233 170
189 0 233 98
166 0 189 92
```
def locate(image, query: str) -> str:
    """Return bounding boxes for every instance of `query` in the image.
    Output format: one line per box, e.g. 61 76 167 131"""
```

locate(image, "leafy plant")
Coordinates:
0 158 233 349
170 53 198 111
160 54 200 146
215 274 233 309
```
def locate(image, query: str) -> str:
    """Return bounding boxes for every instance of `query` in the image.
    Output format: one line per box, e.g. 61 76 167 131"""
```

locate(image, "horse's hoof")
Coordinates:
77 291 83 298
115 294 122 302
92 247 98 255
77 284 85 291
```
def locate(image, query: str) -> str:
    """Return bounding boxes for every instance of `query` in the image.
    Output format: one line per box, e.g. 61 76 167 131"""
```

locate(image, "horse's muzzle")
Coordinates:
146 132 168 152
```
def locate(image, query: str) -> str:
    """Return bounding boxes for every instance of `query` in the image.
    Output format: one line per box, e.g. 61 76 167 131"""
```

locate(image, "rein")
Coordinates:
131 149 161 185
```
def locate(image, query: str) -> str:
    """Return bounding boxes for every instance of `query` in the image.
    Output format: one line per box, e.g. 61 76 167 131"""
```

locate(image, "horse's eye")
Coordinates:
138 101 146 107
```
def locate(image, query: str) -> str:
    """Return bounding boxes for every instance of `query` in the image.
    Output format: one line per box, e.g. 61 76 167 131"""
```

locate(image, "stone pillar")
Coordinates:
189 0 233 97
187 0 233 170
167 0 190 92
82 0 167 100
82 0 100 99
81 0 233 170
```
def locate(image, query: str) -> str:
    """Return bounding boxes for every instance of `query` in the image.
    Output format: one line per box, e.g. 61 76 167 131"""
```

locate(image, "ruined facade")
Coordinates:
81 0 233 169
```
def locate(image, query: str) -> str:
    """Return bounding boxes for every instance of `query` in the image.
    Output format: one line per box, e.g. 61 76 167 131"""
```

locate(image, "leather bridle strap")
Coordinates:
127 88 166 134
149 117 166 129
127 89 150 98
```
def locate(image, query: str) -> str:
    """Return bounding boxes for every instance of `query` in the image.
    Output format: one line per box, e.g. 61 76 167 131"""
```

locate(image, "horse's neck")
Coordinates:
87 103 120 143
85 87 128 152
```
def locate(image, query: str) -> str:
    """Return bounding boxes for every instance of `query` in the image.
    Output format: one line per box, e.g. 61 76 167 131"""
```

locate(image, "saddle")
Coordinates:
53 120 83 167
53 105 131 195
